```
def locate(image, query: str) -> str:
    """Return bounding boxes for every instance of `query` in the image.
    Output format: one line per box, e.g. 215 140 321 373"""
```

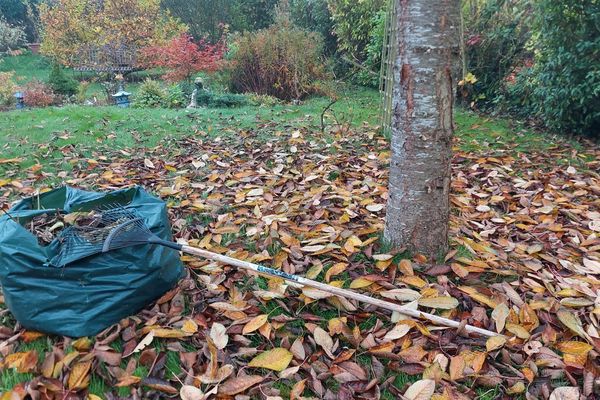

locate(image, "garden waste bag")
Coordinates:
0 186 184 337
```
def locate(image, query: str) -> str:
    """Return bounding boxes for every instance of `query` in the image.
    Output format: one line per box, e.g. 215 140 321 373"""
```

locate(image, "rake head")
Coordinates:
50 207 157 267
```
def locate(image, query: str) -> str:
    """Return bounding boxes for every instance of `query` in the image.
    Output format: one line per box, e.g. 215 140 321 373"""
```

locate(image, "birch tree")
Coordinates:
384 0 460 258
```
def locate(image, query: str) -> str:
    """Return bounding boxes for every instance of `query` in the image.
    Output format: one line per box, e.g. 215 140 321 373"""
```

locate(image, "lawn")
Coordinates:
0 57 599 399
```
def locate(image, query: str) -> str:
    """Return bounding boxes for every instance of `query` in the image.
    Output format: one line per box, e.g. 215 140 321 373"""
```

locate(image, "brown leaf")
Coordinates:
141 377 178 394
218 375 264 395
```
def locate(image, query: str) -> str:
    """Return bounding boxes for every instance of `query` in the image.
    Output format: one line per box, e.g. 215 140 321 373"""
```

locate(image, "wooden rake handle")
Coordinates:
181 245 502 338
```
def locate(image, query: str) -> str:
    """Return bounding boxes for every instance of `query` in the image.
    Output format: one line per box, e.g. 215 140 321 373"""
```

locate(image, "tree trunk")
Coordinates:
384 0 460 258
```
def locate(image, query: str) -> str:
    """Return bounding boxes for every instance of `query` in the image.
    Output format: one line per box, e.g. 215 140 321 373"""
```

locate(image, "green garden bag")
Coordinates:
0 186 184 337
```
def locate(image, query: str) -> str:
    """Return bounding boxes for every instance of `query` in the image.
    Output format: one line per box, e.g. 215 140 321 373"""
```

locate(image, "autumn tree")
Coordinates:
140 33 226 82
39 0 184 70
384 0 461 258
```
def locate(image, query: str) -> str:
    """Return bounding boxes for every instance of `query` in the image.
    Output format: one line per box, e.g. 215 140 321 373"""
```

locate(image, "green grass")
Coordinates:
0 86 381 165
89 374 110 397
0 370 34 393
454 111 585 159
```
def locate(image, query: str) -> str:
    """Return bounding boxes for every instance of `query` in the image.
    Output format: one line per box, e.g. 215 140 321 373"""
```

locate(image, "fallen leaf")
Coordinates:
68 360 92 391
133 331 154 354
383 324 411 341
486 336 506 352
557 309 587 339
491 303 509 333
313 326 335 358
180 385 205 400
219 375 264 395
210 323 229 349
243 314 268 335
549 387 580 400
403 379 435 400
249 348 293 371
418 296 459 310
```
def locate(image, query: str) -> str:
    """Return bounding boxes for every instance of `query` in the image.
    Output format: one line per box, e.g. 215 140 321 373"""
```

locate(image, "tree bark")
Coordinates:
384 0 460 258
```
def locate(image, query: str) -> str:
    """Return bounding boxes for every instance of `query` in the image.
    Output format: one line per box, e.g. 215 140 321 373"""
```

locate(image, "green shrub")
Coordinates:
0 16 26 52
75 80 90 104
134 78 166 108
327 0 385 63
208 93 248 107
228 21 327 100
196 91 248 108
290 0 336 55
165 84 187 108
461 0 533 108
247 93 281 107
528 0 600 137
355 9 386 88
47 63 77 96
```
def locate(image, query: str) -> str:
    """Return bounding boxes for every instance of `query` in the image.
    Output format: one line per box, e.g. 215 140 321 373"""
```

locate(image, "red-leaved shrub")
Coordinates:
140 33 226 82
22 80 57 107
228 23 327 100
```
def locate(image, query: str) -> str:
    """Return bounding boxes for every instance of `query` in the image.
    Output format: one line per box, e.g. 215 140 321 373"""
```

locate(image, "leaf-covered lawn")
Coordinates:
0 97 599 399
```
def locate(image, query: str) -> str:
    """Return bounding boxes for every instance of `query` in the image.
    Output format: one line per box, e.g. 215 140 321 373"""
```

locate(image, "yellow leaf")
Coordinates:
242 314 268 335
557 341 593 356
400 275 428 289
506 382 525 395
306 263 323 279
328 317 348 335
418 296 459 310
249 348 293 371
459 286 498 308
505 323 531 339
3 351 37 373
399 259 414 276
349 277 373 289
72 337 92 352
557 309 587 339
325 263 347 282
152 328 191 339
486 336 506 352
182 319 198 334
68 360 92 390
343 235 363 253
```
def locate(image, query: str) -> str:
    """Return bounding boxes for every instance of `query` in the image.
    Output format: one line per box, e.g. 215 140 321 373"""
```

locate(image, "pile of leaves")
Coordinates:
0 122 598 399
23 211 104 246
